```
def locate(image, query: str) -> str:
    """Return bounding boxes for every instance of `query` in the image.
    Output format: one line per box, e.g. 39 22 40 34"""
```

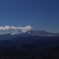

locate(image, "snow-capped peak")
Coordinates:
0 25 59 36
19 25 32 33
0 25 33 35
10 25 33 35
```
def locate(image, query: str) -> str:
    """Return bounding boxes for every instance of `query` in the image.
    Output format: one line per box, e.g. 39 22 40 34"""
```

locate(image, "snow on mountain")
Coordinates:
0 25 59 36
0 25 33 35
10 25 33 35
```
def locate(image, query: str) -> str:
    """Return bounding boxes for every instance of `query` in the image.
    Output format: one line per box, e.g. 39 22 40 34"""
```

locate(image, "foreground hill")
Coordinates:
0 35 59 59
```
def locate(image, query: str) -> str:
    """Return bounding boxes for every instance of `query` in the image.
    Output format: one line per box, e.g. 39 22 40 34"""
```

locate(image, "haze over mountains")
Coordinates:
0 25 59 36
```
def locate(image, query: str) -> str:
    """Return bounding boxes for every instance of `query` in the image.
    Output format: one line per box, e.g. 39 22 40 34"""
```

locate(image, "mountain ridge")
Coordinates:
0 25 59 36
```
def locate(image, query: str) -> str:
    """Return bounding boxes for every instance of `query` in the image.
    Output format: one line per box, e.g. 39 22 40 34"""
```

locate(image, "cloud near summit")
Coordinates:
0 25 32 33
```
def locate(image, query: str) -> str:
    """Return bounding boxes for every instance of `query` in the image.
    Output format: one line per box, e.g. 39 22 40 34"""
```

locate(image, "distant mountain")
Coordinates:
10 29 59 36
0 25 59 36
24 29 59 36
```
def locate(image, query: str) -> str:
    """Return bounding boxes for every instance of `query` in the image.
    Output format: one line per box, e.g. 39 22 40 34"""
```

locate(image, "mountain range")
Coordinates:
0 26 58 36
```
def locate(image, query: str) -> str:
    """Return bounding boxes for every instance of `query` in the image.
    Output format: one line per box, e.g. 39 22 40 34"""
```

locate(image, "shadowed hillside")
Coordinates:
0 36 59 59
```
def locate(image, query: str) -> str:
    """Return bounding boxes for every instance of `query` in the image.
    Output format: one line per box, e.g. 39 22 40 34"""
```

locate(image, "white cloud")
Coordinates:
0 25 32 33
20 25 32 33
0 26 10 30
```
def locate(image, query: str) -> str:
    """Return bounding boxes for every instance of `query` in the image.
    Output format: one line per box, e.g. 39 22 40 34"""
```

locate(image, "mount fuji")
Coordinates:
0 25 59 36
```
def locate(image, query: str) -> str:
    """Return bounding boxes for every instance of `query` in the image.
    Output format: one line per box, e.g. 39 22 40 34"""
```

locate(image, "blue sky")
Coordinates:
0 0 59 33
